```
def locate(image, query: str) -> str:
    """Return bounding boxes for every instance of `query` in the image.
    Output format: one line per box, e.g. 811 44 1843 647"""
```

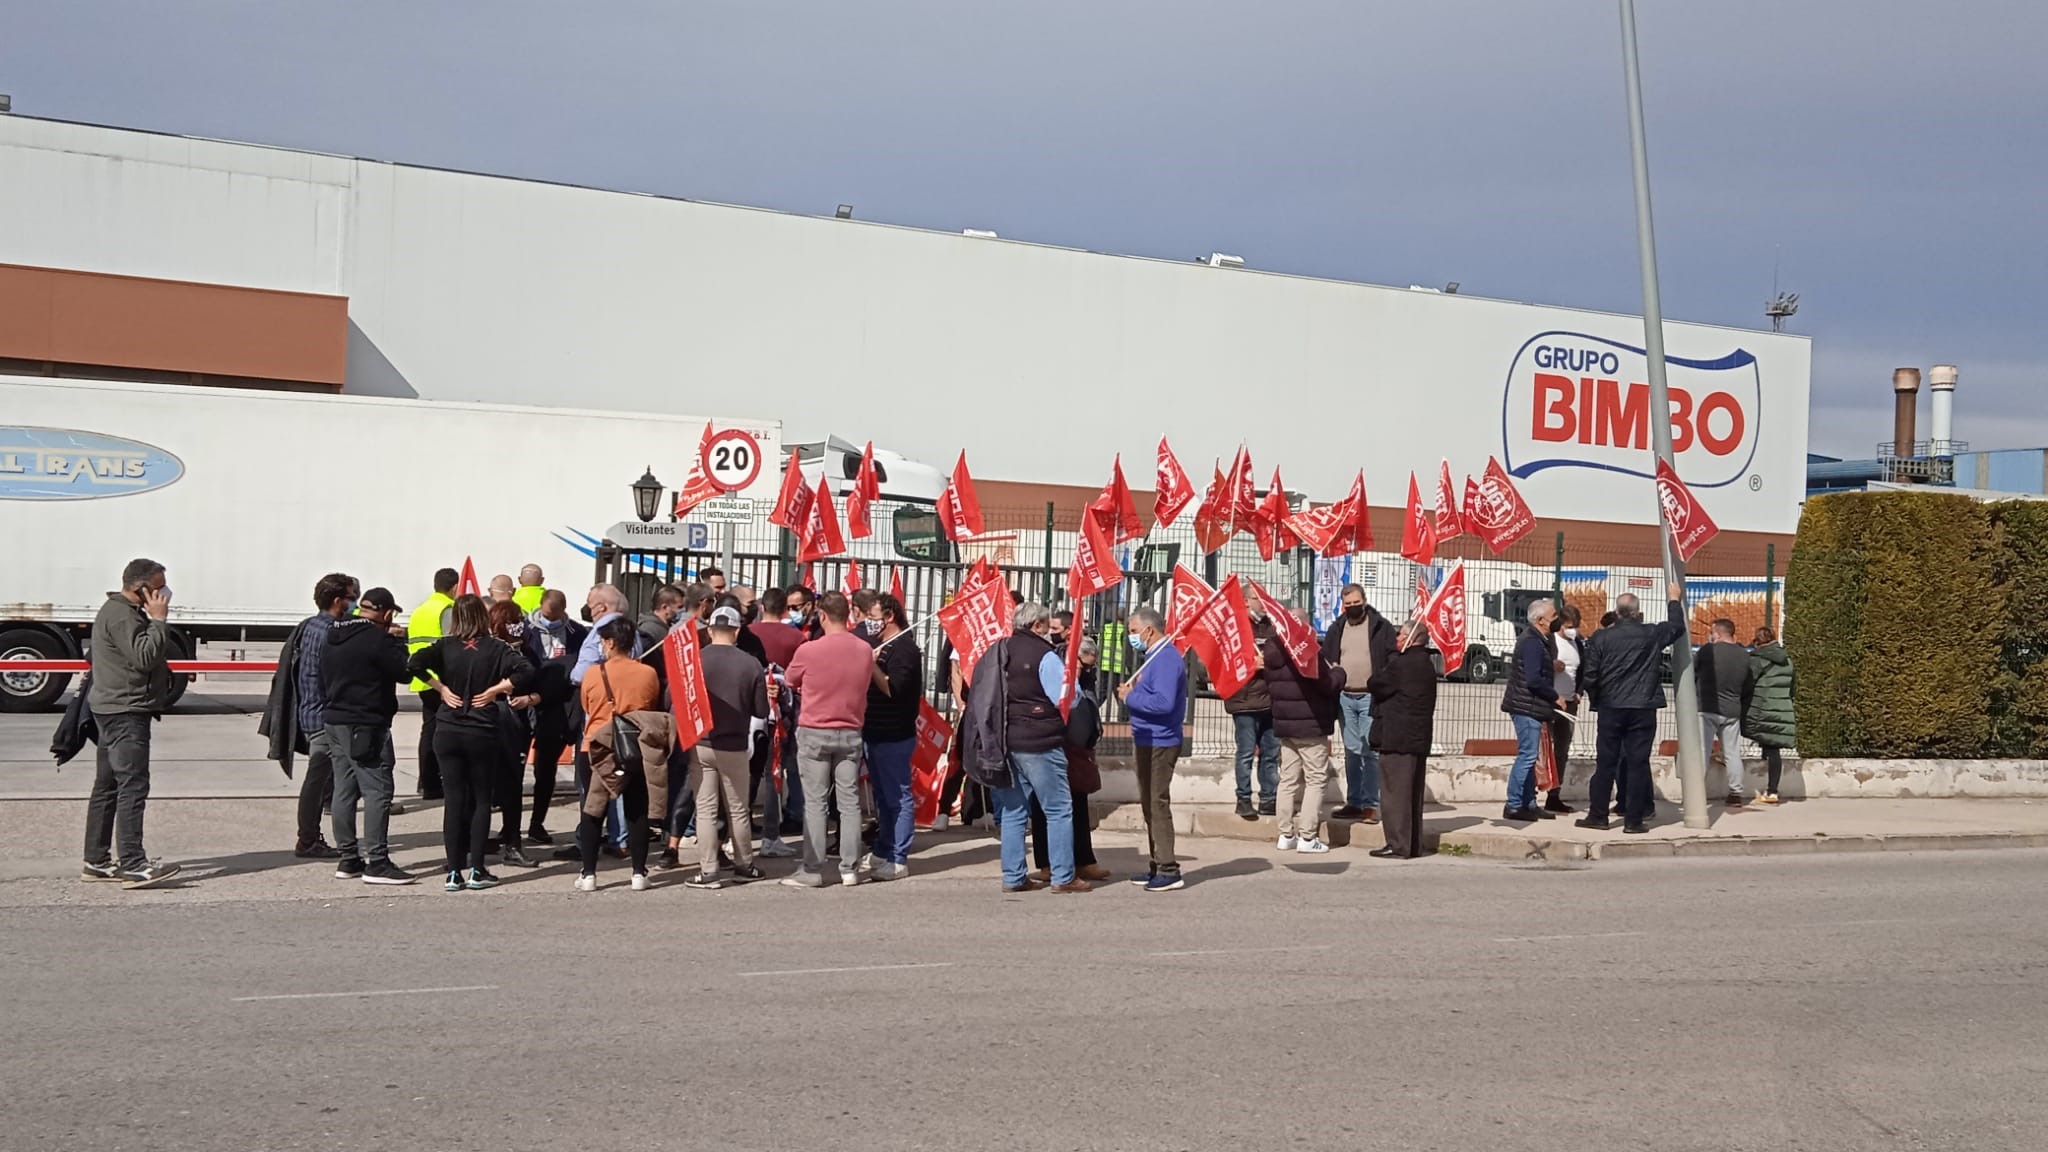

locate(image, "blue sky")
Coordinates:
4 0 2042 456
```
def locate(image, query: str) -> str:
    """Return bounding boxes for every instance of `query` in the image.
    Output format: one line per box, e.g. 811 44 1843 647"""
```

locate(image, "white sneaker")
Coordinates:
574 874 596 893
757 838 797 858
840 866 864 887
678 835 698 849
1295 836 1331 854
932 814 950 831
721 840 734 858
872 860 909 882
630 872 650 892
1276 834 1298 852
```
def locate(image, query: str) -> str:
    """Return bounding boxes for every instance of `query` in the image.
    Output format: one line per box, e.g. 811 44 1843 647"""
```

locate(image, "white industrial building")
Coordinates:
0 113 1810 534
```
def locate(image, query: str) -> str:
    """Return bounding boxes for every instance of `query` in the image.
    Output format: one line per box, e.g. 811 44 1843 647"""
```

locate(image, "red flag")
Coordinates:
1434 460 1464 543
457 556 481 598
845 440 880 540
671 423 721 519
662 627 715 751
1469 456 1536 555
841 559 862 599
936 569 1014 678
1097 456 1145 544
1165 563 1215 647
1400 471 1439 565
765 670 786 788
937 452 985 542
1421 560 1468 676
769 453 813 530
1248 580 1318 678
963 555 997 592
798 562 816 593
1182 574 1261 700
1155 437 1197 528
911 698 954 827
1068 502 1124 600
1655 458 1721 562
1225 445 1259 534
796 473 846 562
1254 467 1298 562
1286 471 1372 557
1462 474 1482 538
889 566 905 605
1060 602 1084 720
1192 463 1231 554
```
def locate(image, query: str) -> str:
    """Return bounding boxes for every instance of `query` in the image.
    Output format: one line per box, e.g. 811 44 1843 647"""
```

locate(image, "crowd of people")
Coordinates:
67 556 1795 891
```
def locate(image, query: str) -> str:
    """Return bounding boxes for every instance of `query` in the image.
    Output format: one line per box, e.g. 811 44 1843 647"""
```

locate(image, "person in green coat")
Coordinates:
1742 627 1797 804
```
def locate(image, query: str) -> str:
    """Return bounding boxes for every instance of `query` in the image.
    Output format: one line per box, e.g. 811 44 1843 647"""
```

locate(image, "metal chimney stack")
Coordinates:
1892 368 1921 457
1929 364 1958 457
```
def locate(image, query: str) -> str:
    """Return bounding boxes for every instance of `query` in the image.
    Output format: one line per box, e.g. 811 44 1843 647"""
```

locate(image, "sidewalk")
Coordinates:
1134 797 2048 860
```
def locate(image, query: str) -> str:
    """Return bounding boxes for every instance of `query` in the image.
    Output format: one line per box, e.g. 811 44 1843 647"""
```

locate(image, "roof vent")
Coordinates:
1206 253 1245 269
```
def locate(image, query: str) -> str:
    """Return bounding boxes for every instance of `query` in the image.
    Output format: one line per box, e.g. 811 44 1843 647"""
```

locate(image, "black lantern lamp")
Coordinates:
631 467 664 523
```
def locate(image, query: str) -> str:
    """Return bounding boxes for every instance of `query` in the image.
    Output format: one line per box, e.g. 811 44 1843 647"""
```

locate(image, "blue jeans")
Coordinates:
1232 712 1279 806
1338 693 1380 809
1508 714 1544 812
993 748 1075 887
865 737 917 865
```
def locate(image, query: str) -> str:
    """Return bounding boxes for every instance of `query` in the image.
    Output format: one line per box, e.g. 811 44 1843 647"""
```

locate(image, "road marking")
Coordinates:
737 962 954 978
1148 945 1332 958
232 984 497 1003
1492 931 1646 943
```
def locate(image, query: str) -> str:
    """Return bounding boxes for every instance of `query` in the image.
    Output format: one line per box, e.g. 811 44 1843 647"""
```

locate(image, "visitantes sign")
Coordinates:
0 427 184 500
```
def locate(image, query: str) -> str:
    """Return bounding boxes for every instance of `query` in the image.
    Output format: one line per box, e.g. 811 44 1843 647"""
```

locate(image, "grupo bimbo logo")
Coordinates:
0 427 185 501
1499 331 1761 488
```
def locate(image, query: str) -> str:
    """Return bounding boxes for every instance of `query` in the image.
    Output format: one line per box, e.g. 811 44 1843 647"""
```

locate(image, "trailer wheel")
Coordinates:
0 628 72 713
164 630 194 711
1461 646 1496 685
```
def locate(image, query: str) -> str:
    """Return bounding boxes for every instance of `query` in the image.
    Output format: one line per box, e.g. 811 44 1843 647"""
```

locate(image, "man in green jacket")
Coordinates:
82 557 181 888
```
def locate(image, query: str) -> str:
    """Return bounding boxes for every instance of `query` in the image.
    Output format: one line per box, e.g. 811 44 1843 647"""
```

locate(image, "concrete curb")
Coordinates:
1133 802 2048 862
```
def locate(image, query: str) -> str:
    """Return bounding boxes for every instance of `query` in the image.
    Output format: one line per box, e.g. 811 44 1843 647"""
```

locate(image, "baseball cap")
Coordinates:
359 587 402 613
709 606 744 629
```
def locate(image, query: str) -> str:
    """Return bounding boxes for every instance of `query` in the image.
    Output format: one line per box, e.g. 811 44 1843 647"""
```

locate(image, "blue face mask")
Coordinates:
785 612 804 626
342 599 358 616
1129 633 1149 655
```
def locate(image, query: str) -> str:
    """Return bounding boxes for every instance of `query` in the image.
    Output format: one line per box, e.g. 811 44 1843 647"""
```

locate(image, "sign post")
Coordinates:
1620 0 1707 828
701 429 763 593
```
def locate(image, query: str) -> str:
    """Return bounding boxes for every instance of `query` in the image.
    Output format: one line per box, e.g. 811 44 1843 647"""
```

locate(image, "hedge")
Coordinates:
1786 491 2046 758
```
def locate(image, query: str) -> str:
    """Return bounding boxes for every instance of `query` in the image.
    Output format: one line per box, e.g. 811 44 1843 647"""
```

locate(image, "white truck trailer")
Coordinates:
0 376 779 710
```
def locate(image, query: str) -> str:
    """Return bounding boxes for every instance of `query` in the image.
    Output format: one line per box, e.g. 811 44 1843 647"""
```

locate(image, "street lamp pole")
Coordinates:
1619 0 1708 829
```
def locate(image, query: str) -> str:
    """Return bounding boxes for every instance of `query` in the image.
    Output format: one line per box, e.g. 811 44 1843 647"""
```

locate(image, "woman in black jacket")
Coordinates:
1366 619 1439 859
407 595 537 892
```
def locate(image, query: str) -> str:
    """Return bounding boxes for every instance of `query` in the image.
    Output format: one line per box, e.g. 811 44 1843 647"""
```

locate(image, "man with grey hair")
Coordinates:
1498 597 1561 823
1578 584 1689 832
81 557 180 887
1120 604 1189 891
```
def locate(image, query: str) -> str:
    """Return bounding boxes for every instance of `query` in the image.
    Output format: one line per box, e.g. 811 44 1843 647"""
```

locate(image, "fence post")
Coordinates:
1553 530 1565 601
1042 501 1057 601
1765 542 1777 628
777 525 794 590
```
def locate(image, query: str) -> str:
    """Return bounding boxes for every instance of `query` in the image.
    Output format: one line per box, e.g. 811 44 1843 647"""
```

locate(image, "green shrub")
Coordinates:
1787 492 2013 757
1988 501 2048 755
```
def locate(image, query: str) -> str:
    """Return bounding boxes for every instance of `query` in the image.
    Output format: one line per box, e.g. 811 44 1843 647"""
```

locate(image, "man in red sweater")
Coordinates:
781 591 872 887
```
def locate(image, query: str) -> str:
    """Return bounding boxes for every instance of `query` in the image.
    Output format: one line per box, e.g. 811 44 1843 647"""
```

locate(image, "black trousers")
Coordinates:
495 707 531 841
295 727 335 847
83 712 153 871
1030 791 1097 869
579 760 651 874
529 704 571 832
1546 713 1574 801
435 725 498 871
1762 746 1784 793
417 690 445 797
1590 707 1658 826
1380 752 1428 857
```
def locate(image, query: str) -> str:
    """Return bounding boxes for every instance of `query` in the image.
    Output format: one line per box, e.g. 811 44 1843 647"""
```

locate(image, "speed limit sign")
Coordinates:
701 428 763 493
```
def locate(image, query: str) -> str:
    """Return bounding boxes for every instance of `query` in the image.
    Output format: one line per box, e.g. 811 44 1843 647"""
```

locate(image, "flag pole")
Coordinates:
1620 0 1707 829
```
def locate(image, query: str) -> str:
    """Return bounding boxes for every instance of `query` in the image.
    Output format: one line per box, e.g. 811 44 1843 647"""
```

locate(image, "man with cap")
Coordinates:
685 605 770 888
323 587 417 884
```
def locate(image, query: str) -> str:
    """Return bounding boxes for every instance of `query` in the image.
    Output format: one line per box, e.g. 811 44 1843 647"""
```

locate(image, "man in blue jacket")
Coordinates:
1118 605 1188 892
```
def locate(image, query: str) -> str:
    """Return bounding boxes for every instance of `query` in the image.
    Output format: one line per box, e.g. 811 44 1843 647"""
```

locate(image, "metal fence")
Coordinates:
595 498 1786 761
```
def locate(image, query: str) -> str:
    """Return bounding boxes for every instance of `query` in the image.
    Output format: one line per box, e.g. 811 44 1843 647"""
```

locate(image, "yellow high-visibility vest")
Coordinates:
512 585 546 616
406 590 456 692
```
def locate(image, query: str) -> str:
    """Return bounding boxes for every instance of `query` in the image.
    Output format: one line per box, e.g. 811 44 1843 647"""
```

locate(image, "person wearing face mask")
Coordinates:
1321 584 1397 824
638 584 685 652
752 587 807 672
1118 605 1188 892
850 587 883 646
1546 604 1585 814
1366 618 1439 859
862 593 923 881
786 584 821 640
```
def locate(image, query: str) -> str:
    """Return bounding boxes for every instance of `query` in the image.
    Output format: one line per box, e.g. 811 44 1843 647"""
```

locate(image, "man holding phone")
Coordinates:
81 558 180 888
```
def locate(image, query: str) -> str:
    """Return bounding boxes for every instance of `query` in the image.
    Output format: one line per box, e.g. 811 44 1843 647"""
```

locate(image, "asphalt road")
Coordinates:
4 835 2045 1151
